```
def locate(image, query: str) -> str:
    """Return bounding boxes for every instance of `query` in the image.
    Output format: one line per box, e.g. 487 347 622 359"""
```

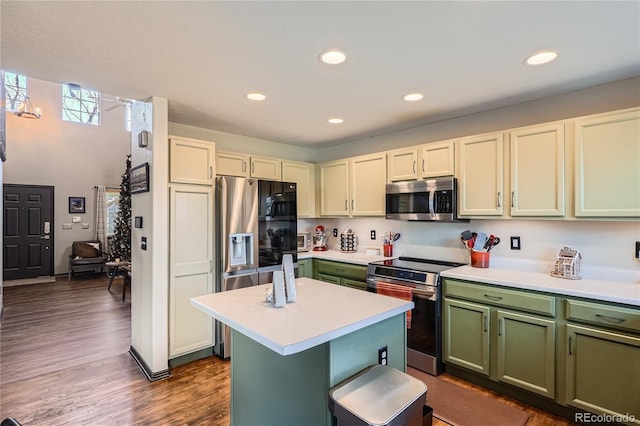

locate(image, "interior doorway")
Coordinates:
3 184 55 280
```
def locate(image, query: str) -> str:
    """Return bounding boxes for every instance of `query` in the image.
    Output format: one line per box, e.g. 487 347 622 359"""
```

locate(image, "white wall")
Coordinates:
3 76 131 274
130 97 169 376
315 77 640 162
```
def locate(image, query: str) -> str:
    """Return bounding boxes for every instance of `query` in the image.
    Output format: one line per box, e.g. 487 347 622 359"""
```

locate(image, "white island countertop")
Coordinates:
190 277 413 356
441 265 640 307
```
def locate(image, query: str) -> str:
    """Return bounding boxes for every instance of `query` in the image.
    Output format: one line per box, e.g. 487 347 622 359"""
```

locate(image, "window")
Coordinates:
62 84 101 125
105 189 120 236
3 71 27 112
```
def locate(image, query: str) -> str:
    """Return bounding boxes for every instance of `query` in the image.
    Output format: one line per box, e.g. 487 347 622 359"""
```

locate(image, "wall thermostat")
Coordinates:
138 130 150 147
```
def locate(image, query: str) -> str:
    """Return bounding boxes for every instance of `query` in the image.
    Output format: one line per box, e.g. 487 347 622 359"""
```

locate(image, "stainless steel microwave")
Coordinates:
385 176 466 222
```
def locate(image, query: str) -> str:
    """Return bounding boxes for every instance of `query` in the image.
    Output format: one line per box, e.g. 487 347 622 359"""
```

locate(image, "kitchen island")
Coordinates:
191 277 414 426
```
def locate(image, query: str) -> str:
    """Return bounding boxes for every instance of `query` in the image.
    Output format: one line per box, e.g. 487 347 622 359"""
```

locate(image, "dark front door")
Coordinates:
3 184 54 280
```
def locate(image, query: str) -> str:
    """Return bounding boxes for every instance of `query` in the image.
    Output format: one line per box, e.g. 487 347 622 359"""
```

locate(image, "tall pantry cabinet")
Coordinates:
168 136 215 359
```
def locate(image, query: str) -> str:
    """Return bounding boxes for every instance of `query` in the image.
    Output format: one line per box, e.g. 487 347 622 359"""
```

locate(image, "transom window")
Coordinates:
62 84 101 125
3 71 27 112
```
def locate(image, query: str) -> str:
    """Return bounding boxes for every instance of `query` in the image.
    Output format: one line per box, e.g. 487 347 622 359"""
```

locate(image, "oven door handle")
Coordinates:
412 288 436 299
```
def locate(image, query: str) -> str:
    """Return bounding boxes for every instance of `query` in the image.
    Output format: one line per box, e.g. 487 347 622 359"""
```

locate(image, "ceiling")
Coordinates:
2 1 639 148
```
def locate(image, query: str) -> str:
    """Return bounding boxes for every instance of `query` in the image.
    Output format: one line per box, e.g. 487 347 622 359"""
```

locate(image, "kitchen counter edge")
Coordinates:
441 265 639 307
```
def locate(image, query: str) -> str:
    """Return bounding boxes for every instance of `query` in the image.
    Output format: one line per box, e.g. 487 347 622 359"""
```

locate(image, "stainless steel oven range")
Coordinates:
366 257 464 376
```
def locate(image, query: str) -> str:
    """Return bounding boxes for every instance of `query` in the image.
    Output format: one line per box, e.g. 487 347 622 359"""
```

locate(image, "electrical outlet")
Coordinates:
333 228 338 237
636 241 640 259
378 345 388 365
371 230 376 240
510 236 521 250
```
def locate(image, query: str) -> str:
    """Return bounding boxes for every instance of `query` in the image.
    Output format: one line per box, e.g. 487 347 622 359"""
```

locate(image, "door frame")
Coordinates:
3 183 55 279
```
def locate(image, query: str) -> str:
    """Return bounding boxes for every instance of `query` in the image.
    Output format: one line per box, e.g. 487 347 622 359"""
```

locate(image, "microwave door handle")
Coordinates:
428 190 436 220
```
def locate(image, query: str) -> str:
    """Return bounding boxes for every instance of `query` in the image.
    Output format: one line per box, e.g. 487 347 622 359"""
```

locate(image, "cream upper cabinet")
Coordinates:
282 160 315 218
350 153 387 216
420 140 455 178
457 132 505 216
574 108 640 217
169 136 215 185
320 159 350 216
216 151 249 177
216 152 282 180
250 156 282 180
387 147 418 182
509 122 565 216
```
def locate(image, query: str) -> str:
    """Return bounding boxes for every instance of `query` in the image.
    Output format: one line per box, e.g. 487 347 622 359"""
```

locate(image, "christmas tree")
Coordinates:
110 155 131 261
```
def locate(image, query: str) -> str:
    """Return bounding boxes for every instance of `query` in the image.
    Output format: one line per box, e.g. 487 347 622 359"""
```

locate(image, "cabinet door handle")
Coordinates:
483 315 488 332
595 314 626 324
484 294 503 301
345 200 348 210
242 161 246 173
498 318 502 336
251 162 254 174
351 200 354 210
422 159 425 173
413 161 416 174
209 165 213 180
568 336 572 356
511 191 515 207
497 191 501 208
210 260 213 273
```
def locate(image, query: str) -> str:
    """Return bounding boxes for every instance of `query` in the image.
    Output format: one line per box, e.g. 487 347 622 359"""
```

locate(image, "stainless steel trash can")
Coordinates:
328 365 427 426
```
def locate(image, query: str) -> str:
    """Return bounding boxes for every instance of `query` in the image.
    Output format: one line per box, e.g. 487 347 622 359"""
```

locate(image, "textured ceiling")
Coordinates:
2 1 639 147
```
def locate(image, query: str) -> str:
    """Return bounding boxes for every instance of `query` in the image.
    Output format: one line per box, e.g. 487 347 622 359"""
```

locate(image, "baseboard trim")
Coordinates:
129 346 171 382
169 347 215 368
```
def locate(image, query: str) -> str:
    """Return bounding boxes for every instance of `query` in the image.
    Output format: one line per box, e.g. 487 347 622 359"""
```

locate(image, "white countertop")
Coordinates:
190 277 413 356
441 265 640 307
297 249 393 265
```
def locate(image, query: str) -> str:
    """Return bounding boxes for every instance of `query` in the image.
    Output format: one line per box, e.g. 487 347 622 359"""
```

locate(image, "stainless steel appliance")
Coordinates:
366 257 464 376
385 176 467 222
215 176 297 358
297 232 310 252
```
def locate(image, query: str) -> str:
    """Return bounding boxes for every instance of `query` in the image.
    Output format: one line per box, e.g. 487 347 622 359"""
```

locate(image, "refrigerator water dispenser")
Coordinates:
229 233 254 267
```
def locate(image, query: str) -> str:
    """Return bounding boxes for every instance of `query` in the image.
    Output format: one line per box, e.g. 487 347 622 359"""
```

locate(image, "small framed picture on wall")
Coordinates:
69 197 86 213
130 162 150 194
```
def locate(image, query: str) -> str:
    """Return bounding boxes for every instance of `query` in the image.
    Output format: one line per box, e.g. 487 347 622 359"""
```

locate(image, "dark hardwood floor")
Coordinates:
1 275 572 425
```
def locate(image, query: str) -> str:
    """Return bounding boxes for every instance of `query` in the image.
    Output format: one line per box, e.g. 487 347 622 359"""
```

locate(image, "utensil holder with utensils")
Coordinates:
470 250 490 268
461 229 499 268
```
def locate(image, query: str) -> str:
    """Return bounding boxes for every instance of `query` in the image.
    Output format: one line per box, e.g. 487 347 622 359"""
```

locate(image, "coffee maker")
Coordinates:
312 225 329 251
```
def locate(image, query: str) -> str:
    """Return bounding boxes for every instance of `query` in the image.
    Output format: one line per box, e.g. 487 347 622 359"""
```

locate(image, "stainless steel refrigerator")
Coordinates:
214 176 297 358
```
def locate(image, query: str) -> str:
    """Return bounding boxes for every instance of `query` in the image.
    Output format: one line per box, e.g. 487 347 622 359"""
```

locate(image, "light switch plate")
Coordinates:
81 223 89 229
62 223 72 230
72 216 81 223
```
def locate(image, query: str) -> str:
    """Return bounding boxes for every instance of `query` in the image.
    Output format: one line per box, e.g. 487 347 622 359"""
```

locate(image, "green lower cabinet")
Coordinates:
496 310 556 398
297 258 313 278
342 278 366 291
317 272 341 285
566 324 640 424
443 298 491 375
315 260 366 290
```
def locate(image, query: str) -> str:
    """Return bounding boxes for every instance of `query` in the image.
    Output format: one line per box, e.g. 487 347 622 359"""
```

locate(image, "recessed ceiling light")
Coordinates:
246 92 266 101
403 93 424 102
524 51 558 66
328 118 344 124
320 50 347 65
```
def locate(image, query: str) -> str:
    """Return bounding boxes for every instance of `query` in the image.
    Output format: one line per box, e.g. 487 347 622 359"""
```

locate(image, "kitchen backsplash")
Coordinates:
299 218 640 273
